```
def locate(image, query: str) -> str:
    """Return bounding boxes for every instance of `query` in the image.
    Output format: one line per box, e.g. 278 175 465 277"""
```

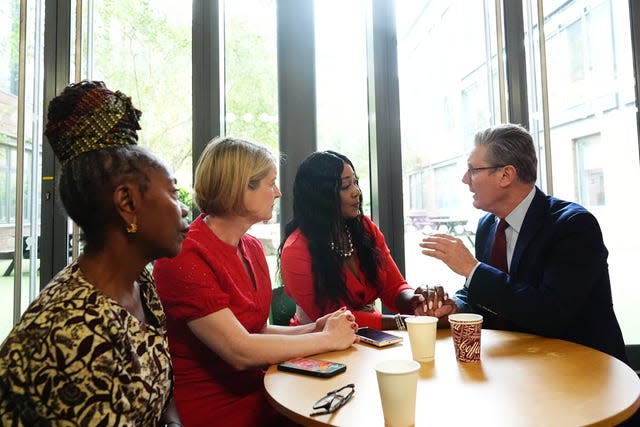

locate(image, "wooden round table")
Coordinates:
264 329 640 426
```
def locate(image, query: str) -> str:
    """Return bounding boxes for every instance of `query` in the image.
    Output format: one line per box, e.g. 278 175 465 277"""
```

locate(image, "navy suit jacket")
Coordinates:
454 187 628 363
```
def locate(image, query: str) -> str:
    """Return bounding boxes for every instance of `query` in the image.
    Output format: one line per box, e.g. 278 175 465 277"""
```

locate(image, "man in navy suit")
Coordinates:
419 123 628 363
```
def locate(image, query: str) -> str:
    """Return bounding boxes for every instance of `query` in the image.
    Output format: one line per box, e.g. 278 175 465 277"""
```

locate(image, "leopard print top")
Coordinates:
0 261 173 426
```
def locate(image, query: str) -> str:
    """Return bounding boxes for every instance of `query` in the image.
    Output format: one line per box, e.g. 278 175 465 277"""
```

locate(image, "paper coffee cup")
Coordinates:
405 316 438 362
448 313 483 362
375 359 420 427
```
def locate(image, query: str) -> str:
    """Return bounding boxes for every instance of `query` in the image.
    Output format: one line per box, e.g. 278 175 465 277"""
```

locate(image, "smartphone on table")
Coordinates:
356 327 403 347
277 357 347 378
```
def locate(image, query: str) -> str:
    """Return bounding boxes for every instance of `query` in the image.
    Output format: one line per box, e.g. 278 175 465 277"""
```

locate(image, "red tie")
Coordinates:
490 218 509 272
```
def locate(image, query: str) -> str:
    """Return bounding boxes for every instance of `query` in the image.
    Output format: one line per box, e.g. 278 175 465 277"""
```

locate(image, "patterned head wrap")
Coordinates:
44 82 142 165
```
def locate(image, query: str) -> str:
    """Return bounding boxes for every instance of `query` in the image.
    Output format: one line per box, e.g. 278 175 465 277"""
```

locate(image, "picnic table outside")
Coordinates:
407 211 475 245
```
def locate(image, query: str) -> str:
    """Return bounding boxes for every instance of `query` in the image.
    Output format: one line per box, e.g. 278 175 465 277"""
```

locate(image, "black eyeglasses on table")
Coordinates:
310 383 355 416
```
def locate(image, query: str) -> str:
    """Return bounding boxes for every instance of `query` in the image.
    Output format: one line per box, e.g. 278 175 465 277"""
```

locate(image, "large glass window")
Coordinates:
224 0 278 149
224 0 279 281
1 0 193 340
526 0 640 345
315 0 370 215
0 0 44 339
396 0 502 286
1 0 638 357
82 0 193 188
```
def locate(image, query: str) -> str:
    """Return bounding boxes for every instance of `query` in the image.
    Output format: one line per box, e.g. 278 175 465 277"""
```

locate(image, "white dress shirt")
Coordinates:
464 186 536 287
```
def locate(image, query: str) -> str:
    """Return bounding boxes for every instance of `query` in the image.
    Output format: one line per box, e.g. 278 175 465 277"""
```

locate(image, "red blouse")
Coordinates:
153 214 279 427
280 215 413 329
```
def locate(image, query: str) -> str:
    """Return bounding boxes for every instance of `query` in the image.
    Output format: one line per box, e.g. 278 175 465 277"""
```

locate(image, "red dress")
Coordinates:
153 214 279 427
280 216 413 329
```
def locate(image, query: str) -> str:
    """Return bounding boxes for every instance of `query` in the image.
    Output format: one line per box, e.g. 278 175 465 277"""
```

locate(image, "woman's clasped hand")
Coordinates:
314 307 360 348
413 285 458 322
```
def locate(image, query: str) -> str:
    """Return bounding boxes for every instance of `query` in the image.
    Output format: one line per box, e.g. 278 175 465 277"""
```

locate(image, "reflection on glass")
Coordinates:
526 0 639 344
397 0 500 286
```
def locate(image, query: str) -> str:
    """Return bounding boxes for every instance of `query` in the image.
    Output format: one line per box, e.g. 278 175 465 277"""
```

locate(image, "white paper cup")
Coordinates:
375 359 420 427
405 316 438 362
448 313 483 362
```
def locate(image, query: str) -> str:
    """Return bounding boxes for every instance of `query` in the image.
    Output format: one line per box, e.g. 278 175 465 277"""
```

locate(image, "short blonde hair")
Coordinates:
194 136 277 216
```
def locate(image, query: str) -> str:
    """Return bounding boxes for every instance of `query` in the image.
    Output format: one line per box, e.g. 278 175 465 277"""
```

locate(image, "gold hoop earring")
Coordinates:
126 223 138 234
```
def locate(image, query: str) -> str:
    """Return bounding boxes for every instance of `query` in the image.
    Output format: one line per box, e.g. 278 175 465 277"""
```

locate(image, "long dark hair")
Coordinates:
278 151 382 311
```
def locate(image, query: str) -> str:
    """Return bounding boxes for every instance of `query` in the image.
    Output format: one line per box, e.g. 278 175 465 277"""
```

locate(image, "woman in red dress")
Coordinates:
153 138 358 427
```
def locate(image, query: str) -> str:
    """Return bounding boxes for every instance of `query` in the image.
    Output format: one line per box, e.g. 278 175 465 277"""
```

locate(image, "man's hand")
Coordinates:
419 233 478 277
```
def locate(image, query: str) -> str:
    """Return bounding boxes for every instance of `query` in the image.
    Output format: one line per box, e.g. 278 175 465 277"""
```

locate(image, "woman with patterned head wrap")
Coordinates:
0 80 189 426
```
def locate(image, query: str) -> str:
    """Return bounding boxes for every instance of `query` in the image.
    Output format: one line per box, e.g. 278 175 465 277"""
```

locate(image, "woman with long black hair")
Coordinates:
279 150 428 330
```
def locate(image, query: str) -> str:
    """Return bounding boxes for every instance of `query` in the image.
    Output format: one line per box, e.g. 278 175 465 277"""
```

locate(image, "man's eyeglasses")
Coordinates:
310 383 355 416
466 165 507 177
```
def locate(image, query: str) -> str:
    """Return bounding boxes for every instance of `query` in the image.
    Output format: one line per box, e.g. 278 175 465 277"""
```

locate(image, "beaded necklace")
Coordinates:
330 226 354 258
